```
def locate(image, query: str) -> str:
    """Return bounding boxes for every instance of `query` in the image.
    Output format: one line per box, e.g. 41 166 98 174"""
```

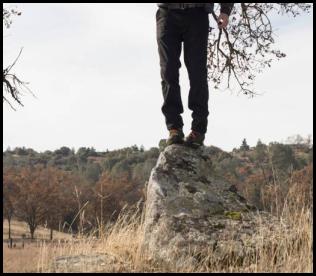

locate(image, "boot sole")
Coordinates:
184 141 203 149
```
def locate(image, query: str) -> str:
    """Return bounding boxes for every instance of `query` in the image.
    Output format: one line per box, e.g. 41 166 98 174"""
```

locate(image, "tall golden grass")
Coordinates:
36 167 313 273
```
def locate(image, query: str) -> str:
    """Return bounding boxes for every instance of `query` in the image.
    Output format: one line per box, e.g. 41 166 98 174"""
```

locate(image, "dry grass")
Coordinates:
3 242 41 273
38 193 312 273
3 241 67 273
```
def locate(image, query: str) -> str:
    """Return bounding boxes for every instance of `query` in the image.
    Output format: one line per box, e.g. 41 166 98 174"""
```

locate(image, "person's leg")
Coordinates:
183 8 209 134
156 8 184 131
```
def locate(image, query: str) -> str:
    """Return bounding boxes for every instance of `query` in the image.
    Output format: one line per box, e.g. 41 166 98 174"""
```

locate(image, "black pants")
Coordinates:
156 7 209 134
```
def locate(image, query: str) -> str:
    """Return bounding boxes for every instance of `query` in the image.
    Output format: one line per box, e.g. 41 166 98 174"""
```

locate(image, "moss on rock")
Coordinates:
224 211 242 220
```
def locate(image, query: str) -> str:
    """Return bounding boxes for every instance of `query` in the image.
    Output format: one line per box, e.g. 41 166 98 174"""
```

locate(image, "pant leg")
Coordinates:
156 8 184 131
183 8 209 134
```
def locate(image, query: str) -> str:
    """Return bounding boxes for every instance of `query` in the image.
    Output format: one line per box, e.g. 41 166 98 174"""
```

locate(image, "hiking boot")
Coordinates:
184 130 205 148
166 129 185 146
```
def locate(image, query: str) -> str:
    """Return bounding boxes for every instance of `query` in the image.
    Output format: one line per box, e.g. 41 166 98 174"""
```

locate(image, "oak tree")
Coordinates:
208 3 312 96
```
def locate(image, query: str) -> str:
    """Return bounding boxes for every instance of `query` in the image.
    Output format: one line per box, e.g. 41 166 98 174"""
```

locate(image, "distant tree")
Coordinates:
84 162 102 183
59 172 95 234
102 156 121 172
254 139 269 184
13 166 46 239
111 160 131 180
240 138 250 151
3 168 18 240
208 3 312 96
14 147 28 156
255 140 267 157
55 146 72 156
270 143 296 175
285 134 305 145
13 165 71 239
56 173 88 233
10 165 82 239
41 167 72 240
77 147 97 163
43 150 53 156
94 173 120 229
94 172 142 225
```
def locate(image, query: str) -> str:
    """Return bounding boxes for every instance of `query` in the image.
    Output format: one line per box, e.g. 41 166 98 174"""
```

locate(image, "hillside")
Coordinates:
3 139 313 237
3 139 313 272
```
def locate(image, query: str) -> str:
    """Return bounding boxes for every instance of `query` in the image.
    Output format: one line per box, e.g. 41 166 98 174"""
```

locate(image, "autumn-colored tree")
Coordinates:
3 167 19 240
2 140 311 235
13 166 46 239
54 172 94 234
94 172 143 230
261 164 313 216
13 165 73 239
40 167 75 240
242 172 266 210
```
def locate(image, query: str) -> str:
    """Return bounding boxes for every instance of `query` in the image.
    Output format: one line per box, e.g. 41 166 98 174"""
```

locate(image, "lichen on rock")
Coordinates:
224 211 242 220
142 144 279 267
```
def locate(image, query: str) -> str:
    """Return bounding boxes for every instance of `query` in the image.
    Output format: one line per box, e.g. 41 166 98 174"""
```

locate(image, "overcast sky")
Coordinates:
3 3 313 152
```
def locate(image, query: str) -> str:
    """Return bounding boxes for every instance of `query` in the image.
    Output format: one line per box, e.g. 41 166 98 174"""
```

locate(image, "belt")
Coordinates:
165 3 205 10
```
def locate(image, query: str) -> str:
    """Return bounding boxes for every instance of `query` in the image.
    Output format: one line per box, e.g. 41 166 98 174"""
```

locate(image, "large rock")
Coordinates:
143 144 279 266
51 253 128 273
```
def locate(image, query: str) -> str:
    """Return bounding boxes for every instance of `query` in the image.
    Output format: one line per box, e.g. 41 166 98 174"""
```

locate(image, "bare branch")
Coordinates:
3 7 34 110
207 3 312 96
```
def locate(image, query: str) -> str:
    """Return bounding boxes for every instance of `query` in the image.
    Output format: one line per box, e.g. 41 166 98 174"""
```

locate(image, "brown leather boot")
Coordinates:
184 130 205 148
166 129 185 146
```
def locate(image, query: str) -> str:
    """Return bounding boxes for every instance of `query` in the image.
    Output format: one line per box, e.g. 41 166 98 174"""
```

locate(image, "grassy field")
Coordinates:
3 219 71 241
3 219 72 273
4 243 47 273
